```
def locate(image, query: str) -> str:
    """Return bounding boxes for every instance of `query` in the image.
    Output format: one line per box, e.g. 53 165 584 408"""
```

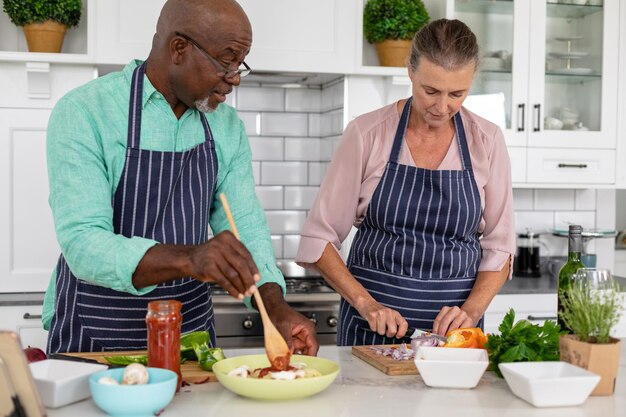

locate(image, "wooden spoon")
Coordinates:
219 193 292 370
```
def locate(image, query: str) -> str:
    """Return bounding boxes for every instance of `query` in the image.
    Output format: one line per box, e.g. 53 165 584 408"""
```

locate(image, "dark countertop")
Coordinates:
505 273 626 295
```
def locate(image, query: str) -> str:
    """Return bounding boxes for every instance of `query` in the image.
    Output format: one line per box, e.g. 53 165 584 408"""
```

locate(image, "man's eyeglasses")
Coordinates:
175 31 251 79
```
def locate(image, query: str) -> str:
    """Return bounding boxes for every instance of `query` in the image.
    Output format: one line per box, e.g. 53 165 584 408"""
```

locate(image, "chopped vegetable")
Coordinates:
484 308 563 377
370 343 414 360
444 328 488 349
192 343 226 371
180 331 210 360
104 355 148 366
410 335 442 350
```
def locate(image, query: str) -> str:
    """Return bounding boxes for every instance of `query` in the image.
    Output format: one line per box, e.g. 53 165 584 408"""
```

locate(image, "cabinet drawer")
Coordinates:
526 148 615 184
0 305 48 350
484 294 556 334
507 147 526 184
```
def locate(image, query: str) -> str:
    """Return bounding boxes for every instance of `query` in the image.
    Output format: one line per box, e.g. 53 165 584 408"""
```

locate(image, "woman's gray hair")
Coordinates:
409 18 479 72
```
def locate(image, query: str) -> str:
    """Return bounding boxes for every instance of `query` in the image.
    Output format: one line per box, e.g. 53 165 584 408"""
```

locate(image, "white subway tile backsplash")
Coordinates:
308 162 328 186
261 112 308 136
513 189 534 210
255 186 284 210
265 211 307 234
554 211 595 230
321 109 344 136
285 138 321 161
575 189 596 210
534 189 575 211
271 235 283 259
237 86 285 111
238 111 261 136
261 162 308 185
285 186 320 210
249 136 284 161
283 235 301 259
515 211 554 234
285 88 321 112
320 137 334 161
308 113 322 137
321 81 344 112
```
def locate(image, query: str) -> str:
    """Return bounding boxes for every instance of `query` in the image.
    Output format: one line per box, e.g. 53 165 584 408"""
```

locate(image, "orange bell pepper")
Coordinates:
443 327 488 349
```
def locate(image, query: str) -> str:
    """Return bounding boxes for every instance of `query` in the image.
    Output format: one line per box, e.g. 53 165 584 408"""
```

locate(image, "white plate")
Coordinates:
414 347 489 389
499 361 600 407
549 52 589 59
551 67 595 75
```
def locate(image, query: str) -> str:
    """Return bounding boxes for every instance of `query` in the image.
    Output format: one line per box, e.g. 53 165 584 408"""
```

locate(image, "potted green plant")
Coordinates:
363 0 430 67
559 276 624 396
2 0 82 53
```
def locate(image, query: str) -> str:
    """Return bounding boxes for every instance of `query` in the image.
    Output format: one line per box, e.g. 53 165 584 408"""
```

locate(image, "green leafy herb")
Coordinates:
484 309 564 377
559 280 624 344
2 0 82 28
363 0 430 44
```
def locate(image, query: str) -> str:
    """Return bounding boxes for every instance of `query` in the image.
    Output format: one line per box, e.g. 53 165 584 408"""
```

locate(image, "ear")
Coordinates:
170 35 188 65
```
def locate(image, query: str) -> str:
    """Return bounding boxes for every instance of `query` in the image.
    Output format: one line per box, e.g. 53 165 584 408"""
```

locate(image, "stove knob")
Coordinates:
308 313 317 324
327 316 338 327
242 317 254 330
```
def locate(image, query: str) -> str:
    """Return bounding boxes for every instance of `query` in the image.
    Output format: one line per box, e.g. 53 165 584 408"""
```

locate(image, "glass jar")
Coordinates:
146 299 182 391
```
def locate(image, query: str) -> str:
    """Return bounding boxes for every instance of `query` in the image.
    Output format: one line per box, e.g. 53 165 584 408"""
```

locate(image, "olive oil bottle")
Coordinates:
557 224 585 332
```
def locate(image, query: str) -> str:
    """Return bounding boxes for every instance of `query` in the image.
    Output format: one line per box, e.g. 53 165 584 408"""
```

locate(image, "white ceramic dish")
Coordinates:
29 359 108 408
499 361 600 407
414 347 489 389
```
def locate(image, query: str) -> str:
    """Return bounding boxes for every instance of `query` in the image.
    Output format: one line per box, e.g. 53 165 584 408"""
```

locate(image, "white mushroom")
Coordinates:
227 365 250 378
122 363 149 385
98 376 120 385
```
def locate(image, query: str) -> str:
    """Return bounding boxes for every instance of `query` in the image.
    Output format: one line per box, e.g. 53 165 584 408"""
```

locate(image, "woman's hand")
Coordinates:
357 299 409 339
432 306 477 336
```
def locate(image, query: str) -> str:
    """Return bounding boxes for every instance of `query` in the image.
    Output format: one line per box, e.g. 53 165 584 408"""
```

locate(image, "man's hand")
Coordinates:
133 231 259 300
257 283 319 356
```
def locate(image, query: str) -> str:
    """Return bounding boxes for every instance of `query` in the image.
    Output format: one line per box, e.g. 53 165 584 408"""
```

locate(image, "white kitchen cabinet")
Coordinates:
0 305 48 350
236 0 357 74
484 293 557 335
94 0 166 64
448 0 619 186
0 109 60 293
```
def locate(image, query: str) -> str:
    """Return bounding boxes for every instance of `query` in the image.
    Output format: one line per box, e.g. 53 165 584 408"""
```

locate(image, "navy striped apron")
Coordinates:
339 98 482 346
48 64 218 353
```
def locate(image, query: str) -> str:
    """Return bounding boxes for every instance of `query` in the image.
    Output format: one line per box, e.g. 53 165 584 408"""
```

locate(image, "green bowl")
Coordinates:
212 354 340 400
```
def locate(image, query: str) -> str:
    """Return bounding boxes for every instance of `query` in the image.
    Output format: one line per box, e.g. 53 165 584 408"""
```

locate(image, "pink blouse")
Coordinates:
296 102 515 277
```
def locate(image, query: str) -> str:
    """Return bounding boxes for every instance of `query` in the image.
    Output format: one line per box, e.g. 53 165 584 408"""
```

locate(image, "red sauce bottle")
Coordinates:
146 299 182 392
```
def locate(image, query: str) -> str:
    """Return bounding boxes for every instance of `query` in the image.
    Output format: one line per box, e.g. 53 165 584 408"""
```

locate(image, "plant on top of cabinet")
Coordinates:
2 0 82 53
363 0 429 67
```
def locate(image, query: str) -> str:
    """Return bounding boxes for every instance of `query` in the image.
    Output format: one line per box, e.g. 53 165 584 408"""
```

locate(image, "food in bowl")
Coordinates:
96 363 150 386
227 361 322 380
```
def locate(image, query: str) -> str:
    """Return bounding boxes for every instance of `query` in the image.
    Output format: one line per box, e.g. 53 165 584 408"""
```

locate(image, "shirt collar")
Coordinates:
123 59 165 109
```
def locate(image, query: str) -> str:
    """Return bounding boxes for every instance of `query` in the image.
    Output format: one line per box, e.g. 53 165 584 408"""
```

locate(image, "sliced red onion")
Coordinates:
410 336 442 350
369 343 415 361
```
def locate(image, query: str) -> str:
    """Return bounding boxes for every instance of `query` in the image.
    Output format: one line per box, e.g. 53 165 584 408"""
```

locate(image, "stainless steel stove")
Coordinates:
210 262 340 348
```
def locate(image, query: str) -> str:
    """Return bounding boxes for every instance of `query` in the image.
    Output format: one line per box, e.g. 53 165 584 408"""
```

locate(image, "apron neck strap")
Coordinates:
389 97 413 163
452 111 473 171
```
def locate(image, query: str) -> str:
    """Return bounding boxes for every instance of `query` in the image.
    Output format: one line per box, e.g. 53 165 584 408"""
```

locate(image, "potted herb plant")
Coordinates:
2 0 82 53
559 276 624 396
363 0 430 67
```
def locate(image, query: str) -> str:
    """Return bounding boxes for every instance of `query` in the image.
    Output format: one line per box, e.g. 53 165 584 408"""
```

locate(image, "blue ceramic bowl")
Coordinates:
89 367 177 417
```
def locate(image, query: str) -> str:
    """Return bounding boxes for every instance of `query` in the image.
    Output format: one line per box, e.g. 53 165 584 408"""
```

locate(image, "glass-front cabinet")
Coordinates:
447 0 619 185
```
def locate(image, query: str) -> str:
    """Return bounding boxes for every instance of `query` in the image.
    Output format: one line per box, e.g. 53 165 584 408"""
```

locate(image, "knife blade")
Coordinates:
47 353 121 368
404 327 447 343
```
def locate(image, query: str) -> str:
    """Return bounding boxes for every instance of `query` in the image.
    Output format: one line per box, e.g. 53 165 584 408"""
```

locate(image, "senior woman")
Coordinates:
296 18 515 346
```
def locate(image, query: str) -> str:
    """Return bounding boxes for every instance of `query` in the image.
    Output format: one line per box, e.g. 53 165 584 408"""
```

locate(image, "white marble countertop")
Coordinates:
47 344 626 417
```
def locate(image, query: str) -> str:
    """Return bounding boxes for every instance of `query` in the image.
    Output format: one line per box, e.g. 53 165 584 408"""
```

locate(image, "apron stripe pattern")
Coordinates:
340 98 482 346
48 63 219 352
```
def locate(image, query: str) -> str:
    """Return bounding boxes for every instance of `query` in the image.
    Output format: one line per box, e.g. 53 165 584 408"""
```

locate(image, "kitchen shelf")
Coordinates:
455 0 513 16
547 2 604 19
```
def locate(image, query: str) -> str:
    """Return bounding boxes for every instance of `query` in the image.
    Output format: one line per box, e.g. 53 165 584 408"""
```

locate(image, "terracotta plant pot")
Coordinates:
22 20 67 53
374 39 412 67
560 334 621 396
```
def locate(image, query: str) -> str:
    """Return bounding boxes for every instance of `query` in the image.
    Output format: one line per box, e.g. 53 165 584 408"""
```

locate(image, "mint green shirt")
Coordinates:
43 60 284 329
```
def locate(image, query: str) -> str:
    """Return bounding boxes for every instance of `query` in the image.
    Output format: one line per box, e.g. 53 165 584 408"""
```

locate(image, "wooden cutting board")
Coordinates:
64 351 217 384
352 345 418 376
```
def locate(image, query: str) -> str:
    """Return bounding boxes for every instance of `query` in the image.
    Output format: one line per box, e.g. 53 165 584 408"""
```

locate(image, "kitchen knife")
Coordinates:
47 353 121 368
405 327 447 343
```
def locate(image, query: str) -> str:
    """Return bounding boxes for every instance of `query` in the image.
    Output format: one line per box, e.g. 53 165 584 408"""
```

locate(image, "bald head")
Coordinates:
155 0 251 49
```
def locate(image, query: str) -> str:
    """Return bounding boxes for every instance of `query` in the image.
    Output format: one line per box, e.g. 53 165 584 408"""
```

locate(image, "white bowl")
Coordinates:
29 359 108 408
414 347 489 388
499 361 600 407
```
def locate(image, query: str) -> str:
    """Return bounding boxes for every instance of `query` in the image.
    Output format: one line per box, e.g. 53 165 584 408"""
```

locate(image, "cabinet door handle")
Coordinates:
517 103 525 132
533 104 541 132
23 313 42 320
558 163 588 169
527 315 557 321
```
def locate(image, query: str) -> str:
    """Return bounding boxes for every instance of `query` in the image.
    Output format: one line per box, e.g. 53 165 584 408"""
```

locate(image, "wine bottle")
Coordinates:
557 224 585 332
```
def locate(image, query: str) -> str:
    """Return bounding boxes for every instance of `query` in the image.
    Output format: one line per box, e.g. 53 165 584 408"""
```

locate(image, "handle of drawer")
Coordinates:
527 315 557 321
517 103 525 132
23 313 42 320
557 163 588 168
